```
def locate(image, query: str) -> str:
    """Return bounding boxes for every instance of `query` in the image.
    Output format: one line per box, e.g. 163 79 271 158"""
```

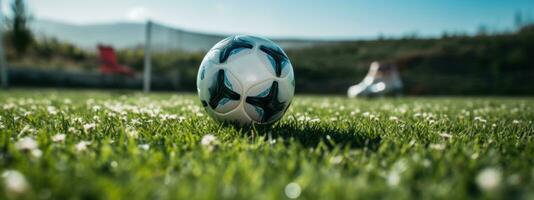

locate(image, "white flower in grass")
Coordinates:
73 117 83 123
15 137 38 151
392 159 408 172
269 139 277 145
474 116 487 123
201 134 218 151
201 134 217 146
110 161 118 168
350 111 356 116
0 122 4 129
107 112 116 118
160 114 177 121
429 143 445 151
130 118 141 125
52 134 66 142
125 127 138 138
83 123 96 132
389 116 399 121
296 116 320 123
47 106 58 115
387 172 401 187
476 168 501 191
309 118 321 123
139 144 150 151
68 127 80 134
330 155 343 165
91 105 101 112
409 139 417 147
75 141 91 151
63 98 72 104
30 149 42 158
512 120 520 124
284 182 301 199
23 111 32 117
368 114 379 121
2 170 29 195
3 103 15 110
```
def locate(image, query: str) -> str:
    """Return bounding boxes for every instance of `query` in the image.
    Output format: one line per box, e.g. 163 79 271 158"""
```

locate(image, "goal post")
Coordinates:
0 29 7 90
0 0 8 89
143 20 152 93
143 20 191 92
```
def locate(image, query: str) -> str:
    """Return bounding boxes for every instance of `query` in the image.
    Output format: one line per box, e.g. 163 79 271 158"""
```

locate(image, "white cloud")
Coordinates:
126 6 149 21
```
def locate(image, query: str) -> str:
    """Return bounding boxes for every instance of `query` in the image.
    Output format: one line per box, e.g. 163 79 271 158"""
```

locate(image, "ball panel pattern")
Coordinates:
206 69 242 113
244 80 289 123
259 45 289 77
217 36 254 63
242 79 273 122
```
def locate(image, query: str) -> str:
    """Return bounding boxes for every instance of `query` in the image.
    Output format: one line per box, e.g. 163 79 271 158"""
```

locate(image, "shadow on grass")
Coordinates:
244 122 382 150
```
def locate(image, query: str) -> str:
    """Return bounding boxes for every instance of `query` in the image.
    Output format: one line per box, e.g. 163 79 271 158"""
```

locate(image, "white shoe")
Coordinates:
348 61 403 98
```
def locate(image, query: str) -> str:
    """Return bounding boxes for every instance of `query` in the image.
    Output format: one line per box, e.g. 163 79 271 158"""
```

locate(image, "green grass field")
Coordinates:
1 90 533 199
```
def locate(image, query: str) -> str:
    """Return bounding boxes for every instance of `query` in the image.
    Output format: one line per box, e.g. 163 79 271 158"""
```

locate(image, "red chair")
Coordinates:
98 45 134 76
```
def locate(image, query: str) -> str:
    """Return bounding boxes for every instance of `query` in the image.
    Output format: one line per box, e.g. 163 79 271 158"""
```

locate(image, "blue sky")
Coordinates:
10 0 534 39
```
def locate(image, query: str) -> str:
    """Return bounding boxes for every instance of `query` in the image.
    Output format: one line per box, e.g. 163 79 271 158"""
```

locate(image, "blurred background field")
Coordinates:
6 26 534 94
1 0 533 95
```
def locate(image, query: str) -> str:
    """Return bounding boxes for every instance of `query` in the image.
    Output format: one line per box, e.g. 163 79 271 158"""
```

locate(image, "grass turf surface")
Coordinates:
0 90 533 199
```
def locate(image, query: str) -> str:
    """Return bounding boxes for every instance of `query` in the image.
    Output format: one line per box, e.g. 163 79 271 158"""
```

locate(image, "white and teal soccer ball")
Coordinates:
197 35 295 125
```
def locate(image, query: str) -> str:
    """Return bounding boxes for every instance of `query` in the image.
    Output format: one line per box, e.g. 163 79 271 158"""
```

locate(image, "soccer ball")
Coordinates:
196 35 295 125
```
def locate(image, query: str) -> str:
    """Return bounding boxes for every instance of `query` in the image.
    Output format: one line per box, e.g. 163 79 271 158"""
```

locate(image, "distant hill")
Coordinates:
30 19 145 50
29 19 329 52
